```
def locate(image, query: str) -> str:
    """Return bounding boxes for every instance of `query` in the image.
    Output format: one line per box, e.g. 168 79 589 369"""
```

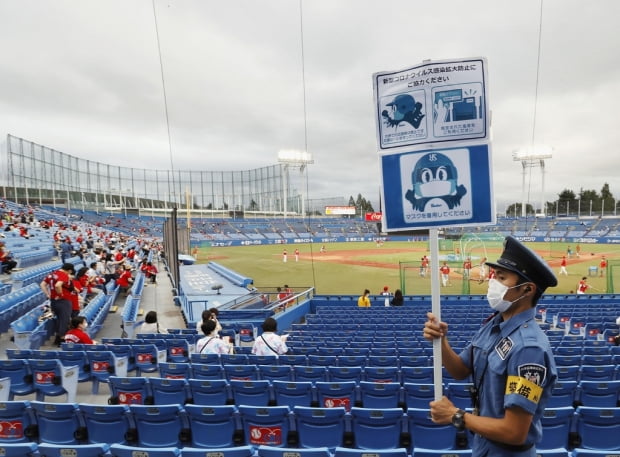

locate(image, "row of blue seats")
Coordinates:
1 284 46 334
1 400 618 453
556 364 620 382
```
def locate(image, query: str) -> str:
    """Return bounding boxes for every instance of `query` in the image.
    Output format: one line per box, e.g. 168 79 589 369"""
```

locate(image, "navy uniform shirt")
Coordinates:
459 307 557 456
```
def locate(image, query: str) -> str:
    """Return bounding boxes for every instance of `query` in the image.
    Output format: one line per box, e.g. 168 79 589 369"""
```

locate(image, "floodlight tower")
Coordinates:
512 146 553 217
277 150 314 217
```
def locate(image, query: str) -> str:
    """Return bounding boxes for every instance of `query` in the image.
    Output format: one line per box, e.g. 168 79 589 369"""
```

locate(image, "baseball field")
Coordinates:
195 241 620 297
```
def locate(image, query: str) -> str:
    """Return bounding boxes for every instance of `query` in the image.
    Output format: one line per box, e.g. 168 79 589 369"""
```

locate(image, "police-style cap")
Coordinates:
486 236 557 292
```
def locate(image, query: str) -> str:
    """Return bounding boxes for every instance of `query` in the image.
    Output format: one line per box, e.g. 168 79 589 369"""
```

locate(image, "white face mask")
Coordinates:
486 278 525 312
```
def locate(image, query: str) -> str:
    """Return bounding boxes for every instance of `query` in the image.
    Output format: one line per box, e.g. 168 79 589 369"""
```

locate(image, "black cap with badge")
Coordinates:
486 236 558 294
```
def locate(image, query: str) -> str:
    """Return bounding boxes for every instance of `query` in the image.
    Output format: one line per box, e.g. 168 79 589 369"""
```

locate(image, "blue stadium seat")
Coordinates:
30 359 79 403
248 355 279 366
191 363 224 380
37 443 110 457
358 381 402 409
278 354 307 366
537 407 575 452
238 406 292 449
149 377 189 405
158 362 192 379
257 445 330 457
166 339 191 363
366 355 399 367
190 353 221 365
363 366 400 383
315 382 358 411
109 444 180 457
402 383 436 410
129 404 189 448
0 360 35 400
107 345 136 374
337 356 367 368
271 381 315 408
79 403 133 445
30 401 83 445
446 382 475 410
0 400 37 443
548 381 579 408
407 407 464 451
57 350 91 383
187 378 230 406
574 406 620 451
400 366 434 384
4 349 32 360
184 405 242 448
258 365 293 382
349 407 406 450
222 354 250 366
580 365 615 382
132 344 163 375
108 376 152 405
230 380 273 407
86 351 128 394
556 365 580 382
398 355 429 367
293 406 348 450
293 366 328 383
328 366 363 384
307 355 338 367
578 380 620 408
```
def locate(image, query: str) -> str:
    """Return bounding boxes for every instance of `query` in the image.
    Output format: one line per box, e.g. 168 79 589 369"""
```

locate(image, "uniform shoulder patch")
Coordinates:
495 337 513 360
518 363 546 386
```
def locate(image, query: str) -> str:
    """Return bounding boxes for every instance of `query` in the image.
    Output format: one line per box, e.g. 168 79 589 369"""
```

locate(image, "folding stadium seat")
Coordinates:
86 351 128 394
555 346 583 356
132 344 166 376
187 379 231 406
184 405 243 448
191 363 225 380
79 403 133 445
258 365 293 382
165 339 191 363
349 407 407 450
248 355 279 366
278 354 307 366
556 365 580 382
129 404 189 448
407 407 466 451
342 347 370 357
0 360 35 400
149 378 190 405
359 381 403 409
238 406 292 448
0 401 37 443
30 349 59 360
366 355 399 367
159 362 192 379
57 350 91 383
327 366 363 384
293 406 349 450
548 380 579 408
582 354 613 366
573 406 620 451
317 347 343 357
402 383 435 410
363 366 400 383
554 355 583 367
108 376 152 405
400 366 434 384
293 366 328 383
580 365 616 382
0 443 39 457
398 355 429 367
271 381 314 408
578 380 620 408
582 346 610 356
337 355 367 368
37 443 110 457
107 345 136 374
333 448 409 457
224 364 260 382
370 347 398 357
315 382 358 411
222 354 250 366
257 445 331 457
29 401 84 445
230 380 273 407
237 324 256 345
109 444 180 457
4 349 32 360
182 446 253 457
190 353 221 365
30 359 79 403
308 355 338 367
536 407 575 452
446 382 475 410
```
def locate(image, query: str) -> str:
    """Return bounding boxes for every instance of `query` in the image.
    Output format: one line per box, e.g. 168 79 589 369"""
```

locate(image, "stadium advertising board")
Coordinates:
365 212 382 221
325 206 356 215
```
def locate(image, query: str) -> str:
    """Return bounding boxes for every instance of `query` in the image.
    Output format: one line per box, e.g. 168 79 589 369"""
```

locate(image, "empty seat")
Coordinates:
363 366 399 383
293 366 328 383
79 403 133 445
0 400 37 443
30 359 79 403
315 382 358 411
573 406 620 451
537 407 575 452
182 446 253 457
293 406 348 450
0 360 35 400
30 401 83 445
129 404 188 448
158 362 192 379
359 381 402 409
350 407 406 450
272 381 315 408
578 380 620 407
230 380 273 406
149 377 189 405
108 376 151 405
257 445 330 457
548 381 579 408
258 365 293 382
407 407 465 451
191 363 224 380
238 406 291 448
184 405 242 448
188 379 230 406
327 366 363 384
224 364 259 382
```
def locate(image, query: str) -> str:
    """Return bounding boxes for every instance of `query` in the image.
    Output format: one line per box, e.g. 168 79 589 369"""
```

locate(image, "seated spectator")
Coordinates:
116 264 134 296
64 316 96 344
196 320 232 354
252 317 289 357
196 308 222 336
136 310 167 335
0 242 17 274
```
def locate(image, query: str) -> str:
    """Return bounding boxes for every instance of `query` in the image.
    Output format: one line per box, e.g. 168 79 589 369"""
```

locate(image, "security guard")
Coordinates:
423 236 558 456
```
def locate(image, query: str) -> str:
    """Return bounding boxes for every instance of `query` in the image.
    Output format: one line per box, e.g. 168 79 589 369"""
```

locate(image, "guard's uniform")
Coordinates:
459 307 557 456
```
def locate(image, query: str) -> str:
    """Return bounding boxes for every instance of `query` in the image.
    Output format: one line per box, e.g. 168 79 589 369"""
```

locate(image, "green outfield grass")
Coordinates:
194 240 620 296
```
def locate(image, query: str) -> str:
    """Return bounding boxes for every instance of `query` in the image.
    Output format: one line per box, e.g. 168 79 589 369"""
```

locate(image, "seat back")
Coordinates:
30 401 82 445
131 344 160 374
574 406 620 451
407 407 461 451
271 381 314 408
238 406 291 449
79 403 132 445
158 362 192 379
402 383 435 410
258 365 293 382
293 366 327 383
359 381 402 409
109 444 180 457
363 366 399 383
446 382 475 410
0 400 36 443
315 382 357 411
149 377 189 405
547 380 579 408
129 404 187 448
294 406 347 450
191 363 224 380
0 360 35 399
350 407 405 450
184 404 242 448
109 376 151 405
537 406 575 451
327 366 363 384
188 379 230 406
230 380 273 407
578 380 620 408
224 365 259 382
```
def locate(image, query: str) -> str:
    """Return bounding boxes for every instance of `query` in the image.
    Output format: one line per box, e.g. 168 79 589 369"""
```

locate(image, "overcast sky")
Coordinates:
1 0 618 213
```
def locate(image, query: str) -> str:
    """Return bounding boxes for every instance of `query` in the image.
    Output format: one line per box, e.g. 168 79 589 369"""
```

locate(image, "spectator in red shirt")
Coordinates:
116 264 134 296
145 261 158 284
40 262 75 346
64 316 96 344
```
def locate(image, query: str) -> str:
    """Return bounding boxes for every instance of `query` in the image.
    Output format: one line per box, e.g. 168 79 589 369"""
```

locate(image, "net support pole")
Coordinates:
430 228 443 400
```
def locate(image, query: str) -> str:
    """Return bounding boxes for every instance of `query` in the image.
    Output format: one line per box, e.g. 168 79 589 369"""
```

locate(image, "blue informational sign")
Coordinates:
380 144 495 231
373 58 489 150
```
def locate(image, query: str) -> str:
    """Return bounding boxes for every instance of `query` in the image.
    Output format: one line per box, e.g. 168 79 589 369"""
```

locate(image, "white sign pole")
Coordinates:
429 228 443 400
